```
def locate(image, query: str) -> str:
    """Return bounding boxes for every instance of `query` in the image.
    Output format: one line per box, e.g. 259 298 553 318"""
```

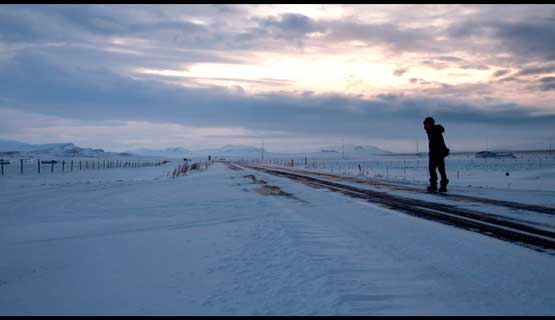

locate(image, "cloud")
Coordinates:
421 56 490 71
515 63 555 76
447 15 555 63
435 56 465 63
393 67 408 76
491 19 555 61
254 13 319 36
1 5 554 151
0 107 273 151
492 69 511 78
539 76 555 91
318 20 439 53
1 50 553 143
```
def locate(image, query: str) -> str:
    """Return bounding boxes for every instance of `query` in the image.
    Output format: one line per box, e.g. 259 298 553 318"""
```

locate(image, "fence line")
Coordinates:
0 158 172 176
238 154 555 183
168 161 212 178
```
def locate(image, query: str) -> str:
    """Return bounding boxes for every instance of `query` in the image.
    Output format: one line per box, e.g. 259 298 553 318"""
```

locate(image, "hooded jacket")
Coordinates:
426 124 450 157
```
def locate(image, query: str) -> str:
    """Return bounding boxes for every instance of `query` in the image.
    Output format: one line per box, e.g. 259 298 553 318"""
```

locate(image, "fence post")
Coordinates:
71 160 73 171
79 160 82 170
62 160 65 172
38 159 41 174
20 159 23 174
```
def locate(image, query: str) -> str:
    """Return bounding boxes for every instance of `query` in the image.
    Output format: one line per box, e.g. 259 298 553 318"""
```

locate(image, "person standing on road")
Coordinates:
423 116 450 192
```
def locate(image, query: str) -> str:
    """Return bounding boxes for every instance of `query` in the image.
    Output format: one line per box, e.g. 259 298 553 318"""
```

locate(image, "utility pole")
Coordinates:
342 138 345 160
416 140 419 158
261 141 264 163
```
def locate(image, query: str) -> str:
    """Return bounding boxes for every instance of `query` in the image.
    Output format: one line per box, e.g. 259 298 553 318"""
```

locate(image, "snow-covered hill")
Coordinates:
188 144 391 159
0 140 132 158
276 144 392 159
319 144 391 155
192 144 270 158
127 147 192 158
0 140 392 160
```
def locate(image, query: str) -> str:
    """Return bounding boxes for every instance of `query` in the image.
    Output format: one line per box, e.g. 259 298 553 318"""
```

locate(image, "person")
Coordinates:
423 116 450 192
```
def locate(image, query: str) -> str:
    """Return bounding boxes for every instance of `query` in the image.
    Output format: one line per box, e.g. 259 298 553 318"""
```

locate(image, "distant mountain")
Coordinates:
0 139 392 160
304 144 392 159
0 139 133 158
192 144 268 158
348 144 392 155
127 147 192 158
0 139 40 152
186 143 391 159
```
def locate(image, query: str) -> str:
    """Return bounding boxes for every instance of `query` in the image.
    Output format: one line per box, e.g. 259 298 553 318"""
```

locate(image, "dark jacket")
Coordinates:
427 124 450 158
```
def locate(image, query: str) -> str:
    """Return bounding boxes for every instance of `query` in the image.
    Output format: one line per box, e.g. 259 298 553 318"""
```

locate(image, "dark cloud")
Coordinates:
459 63 490 70
0 5 247 53
1 5 554 150
227 13 325 50
496 76 522 83
492 69 511 78
3 5 553 69
446 20 486 39
421 60 449 70
421 56 490 71
1 51 553 143
447 17 555 63
436 56 465 62
393 67 408 76
255 13 319 36
539 76 555 91
515 64 555 76
495 73 555 91
320 20 439 53
491 19 555 61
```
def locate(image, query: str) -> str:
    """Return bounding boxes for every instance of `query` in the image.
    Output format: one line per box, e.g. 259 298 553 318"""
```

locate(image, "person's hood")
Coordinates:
433 124 445 134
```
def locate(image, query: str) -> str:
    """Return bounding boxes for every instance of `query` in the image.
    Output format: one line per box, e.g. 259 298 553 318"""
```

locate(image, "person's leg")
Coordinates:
429 156 438 188
438 156 449 190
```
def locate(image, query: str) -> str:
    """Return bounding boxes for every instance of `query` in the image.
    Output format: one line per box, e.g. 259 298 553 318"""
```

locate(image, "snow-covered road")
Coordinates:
1 162 554 315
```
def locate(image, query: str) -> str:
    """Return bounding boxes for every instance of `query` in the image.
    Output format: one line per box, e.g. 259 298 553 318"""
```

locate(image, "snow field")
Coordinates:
0 162 554 315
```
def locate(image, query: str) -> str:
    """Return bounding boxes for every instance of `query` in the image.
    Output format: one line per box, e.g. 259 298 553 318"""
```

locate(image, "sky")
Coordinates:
0 4 554 153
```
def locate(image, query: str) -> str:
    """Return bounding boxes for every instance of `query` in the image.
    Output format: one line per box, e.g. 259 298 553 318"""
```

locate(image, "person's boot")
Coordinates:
439 179 449 192
427 178 438 192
